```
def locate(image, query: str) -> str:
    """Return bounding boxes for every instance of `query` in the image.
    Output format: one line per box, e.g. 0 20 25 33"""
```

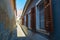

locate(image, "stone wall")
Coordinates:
0 0 16 40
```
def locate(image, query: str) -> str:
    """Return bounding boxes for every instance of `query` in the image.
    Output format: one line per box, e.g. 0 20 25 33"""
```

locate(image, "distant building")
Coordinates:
21 0 60 40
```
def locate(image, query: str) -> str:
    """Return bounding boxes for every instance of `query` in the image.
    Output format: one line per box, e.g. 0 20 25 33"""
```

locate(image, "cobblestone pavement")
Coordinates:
26 30 48 40
10 24 48 40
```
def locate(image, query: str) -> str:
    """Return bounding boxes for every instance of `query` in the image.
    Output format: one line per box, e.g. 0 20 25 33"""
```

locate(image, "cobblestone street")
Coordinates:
0 0 60 40
10 23 48 40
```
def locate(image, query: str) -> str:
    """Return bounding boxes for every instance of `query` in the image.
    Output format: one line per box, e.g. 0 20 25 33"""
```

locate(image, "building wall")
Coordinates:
0 0 16 40
25 0 38 14
51 0 60 40
23 0 45 31
24 0 38 29
22 0 60 40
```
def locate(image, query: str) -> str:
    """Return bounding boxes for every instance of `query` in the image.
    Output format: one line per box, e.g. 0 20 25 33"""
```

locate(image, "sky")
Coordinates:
16 0 27 37
16 0 26 10
16 0 26 20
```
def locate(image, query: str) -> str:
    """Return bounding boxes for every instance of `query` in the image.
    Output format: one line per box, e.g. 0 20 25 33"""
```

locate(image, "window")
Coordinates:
37 2 45 30
24 15 26 26
36 6 40 30
36 0 53 33
28 14 31 29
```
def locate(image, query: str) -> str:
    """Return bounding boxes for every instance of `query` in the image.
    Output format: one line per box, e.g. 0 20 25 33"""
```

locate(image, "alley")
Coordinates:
0 0 60 40
10 23 48 40
16 23 26 37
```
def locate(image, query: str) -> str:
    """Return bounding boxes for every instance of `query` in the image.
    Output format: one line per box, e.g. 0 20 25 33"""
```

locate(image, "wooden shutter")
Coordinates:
26 14 28 27
44 0 53 33
31 7 36 31
22 17 24 25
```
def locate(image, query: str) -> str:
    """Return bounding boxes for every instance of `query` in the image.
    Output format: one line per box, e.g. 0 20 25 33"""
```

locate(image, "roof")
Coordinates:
22 0 32 16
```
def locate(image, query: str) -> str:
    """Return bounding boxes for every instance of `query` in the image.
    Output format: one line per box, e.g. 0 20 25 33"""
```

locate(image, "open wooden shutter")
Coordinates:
26 14 28 27
31 7 36 32
22 16 24 25
44 0 53 33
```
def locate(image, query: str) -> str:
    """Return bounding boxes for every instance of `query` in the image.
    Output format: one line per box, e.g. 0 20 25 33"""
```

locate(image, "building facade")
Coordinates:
0 0 16 40
21 0 60 40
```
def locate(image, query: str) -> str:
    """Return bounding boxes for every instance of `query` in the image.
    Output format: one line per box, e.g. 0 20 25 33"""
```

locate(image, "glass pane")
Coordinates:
38 2 45 30
40 9 45 29
36 6 40 30
28 14 31 29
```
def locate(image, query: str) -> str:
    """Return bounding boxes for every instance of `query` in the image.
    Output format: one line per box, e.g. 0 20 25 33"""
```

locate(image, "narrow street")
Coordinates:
16 23 26 37
10 23 48 40
0 0 60 40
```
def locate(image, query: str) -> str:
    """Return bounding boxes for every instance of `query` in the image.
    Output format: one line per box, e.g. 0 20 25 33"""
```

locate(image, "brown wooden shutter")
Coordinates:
31 7 36 32
44 0 53 33
22 16 24 25
26 14 28 27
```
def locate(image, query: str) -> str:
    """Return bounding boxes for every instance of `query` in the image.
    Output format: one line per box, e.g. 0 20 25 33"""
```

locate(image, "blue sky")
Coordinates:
16 0 26 10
